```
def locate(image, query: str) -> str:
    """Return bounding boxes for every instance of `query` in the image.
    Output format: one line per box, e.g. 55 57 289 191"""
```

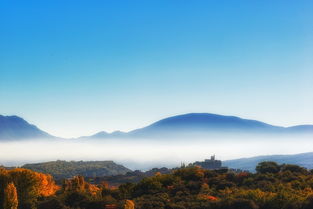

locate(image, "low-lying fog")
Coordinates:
1 136 312 170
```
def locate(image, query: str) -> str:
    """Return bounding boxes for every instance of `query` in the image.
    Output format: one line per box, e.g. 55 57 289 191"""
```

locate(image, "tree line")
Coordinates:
1 161 313 209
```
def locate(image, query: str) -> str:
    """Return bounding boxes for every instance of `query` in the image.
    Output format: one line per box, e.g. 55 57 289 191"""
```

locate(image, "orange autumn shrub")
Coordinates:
36 173 59 196
197 194 218 201
63 175 100 196
4 182 18 209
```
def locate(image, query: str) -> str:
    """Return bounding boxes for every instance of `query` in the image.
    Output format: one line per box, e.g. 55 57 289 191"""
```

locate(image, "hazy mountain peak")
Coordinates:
127 113 287 138
91 131 110 137
149 113 276 128
1 113 312 140
0 115 53 140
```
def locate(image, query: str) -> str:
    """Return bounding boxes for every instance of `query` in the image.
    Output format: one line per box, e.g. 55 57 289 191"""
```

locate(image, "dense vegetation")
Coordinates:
86 167 172 186
223 152 313 171
2 162 313 209
22 161 131 180
0 168 59 209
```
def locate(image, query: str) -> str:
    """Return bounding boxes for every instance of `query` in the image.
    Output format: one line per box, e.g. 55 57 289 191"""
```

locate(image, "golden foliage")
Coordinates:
155 172 162 177
36 173 59 196
197 194 218 201
8 168 59 197
105 204 117 209
86 183 101 196
4 182 18 209
124 199 135 209
63 175 100 196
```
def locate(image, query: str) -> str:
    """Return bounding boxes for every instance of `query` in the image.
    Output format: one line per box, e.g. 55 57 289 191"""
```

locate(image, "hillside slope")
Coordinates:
22 160 132 179
89 113 313 139
223 152 313 172
0 115 54 140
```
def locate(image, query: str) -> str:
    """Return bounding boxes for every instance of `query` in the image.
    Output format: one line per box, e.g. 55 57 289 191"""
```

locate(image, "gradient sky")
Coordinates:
1 0 313 138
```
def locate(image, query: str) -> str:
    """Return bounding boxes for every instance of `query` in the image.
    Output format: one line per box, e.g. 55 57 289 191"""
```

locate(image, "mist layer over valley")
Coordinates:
1 113 312 170
1 135 313 170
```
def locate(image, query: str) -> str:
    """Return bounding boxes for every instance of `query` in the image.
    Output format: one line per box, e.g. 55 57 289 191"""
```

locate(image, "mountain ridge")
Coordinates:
0 115 55 140
88 113 313 139
1 113 313 140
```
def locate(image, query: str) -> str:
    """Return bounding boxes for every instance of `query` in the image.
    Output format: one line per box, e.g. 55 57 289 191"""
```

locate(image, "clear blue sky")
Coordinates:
1 0 312 138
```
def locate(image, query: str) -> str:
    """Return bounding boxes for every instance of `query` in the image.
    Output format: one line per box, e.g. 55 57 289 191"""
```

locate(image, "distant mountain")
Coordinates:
22 160 132 180
86 113 313 139
0 115 55 140
87 130 126 139
286 125 313 133
1 113 313 140
127 113 282 137
223 152 313 172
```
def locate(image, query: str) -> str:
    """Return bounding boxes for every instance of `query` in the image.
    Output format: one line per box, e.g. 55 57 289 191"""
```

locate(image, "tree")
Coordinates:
226 199 259 209
36 173 59 197
256 162 280 174
3 182 18 209
63 176 100 196
37 198 68 209
64 192 89 208
302 195 313 209
63 176 86 193
281 164 307 174
124 200 135 209
0 168 9 207
9 168 44 208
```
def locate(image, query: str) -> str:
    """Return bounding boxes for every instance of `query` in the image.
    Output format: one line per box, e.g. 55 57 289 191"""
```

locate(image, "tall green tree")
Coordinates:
256 161 280 174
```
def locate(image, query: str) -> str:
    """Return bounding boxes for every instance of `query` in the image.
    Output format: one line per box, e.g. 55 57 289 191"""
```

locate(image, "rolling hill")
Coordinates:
127 113 282 137
88 113 313 139
223 152 313 172
22 160 131 180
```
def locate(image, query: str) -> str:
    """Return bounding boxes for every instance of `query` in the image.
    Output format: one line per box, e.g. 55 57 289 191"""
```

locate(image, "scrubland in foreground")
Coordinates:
1 161 313 209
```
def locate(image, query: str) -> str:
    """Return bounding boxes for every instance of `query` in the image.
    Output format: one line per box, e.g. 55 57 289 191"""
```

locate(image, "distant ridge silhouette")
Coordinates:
0 115 54 140
1 113 312 140
223 152 313 172
88 113 313 139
